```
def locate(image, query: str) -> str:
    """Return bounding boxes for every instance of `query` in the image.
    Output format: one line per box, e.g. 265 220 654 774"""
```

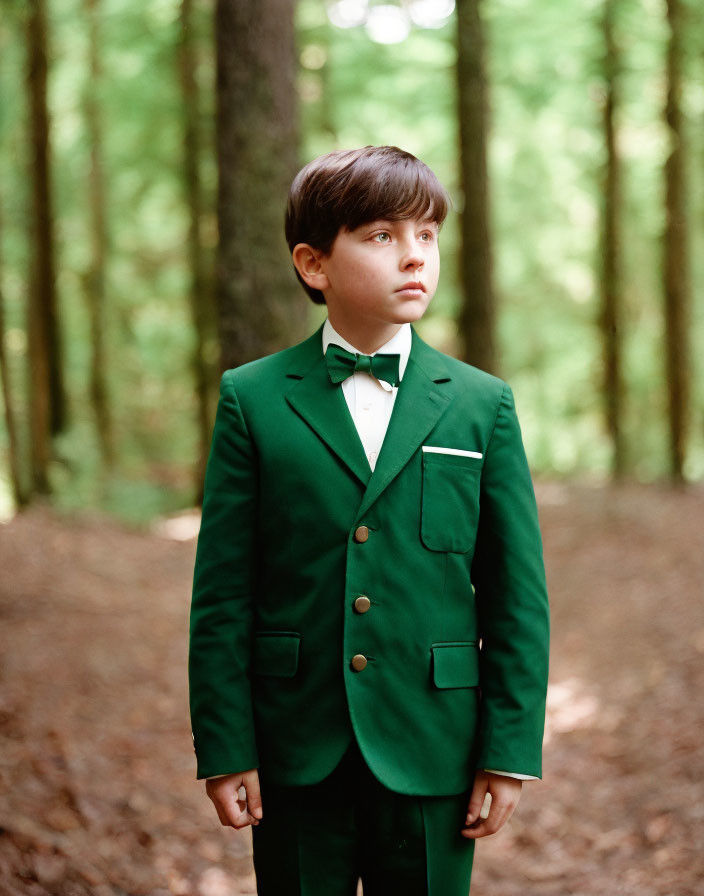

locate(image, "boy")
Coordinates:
188 145 550 895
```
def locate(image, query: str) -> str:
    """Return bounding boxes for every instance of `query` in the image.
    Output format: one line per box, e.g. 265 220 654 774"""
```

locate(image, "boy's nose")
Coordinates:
400 246 424 270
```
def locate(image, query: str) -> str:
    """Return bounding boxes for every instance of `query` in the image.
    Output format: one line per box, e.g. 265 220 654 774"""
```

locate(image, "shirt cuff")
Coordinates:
483 768 539 781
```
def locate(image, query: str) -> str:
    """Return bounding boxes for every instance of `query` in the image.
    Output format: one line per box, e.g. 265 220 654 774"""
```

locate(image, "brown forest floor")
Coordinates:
0 481 703 896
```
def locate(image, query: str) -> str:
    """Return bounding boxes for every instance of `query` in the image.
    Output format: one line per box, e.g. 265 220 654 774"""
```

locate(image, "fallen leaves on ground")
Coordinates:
0 481 702 895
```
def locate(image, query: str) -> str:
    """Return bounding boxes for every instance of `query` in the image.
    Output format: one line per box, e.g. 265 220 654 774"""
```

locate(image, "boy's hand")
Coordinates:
461 771 522 839
205 769 263 829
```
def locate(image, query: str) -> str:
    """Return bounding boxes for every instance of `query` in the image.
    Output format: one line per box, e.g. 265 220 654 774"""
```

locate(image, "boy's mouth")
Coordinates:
396 281 425 293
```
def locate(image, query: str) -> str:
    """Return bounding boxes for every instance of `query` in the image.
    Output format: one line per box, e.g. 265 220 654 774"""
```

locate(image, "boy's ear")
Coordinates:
291 243 330 292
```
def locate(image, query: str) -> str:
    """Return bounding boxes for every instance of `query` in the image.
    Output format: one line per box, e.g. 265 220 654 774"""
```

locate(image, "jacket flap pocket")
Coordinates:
431 641 479 689
253 631 301 678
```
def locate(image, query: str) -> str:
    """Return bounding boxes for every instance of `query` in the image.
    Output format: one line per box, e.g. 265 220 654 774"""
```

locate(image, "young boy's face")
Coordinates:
296 215 440 328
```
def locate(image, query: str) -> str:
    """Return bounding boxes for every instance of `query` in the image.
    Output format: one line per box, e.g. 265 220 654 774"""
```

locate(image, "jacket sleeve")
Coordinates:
188 370 259 779
470 382 550 778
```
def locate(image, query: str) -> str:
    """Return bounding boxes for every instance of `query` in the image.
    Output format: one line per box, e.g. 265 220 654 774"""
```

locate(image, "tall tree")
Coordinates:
599 0 626 478
26 0 62 494
455 0 495 374
214 0 303 372
84 0 114 470
180 0 213 501
0 203 27 507
662 0 690 481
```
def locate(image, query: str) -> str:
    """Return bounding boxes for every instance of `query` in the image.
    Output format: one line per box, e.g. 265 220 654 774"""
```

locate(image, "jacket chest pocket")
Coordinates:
420 451 482 553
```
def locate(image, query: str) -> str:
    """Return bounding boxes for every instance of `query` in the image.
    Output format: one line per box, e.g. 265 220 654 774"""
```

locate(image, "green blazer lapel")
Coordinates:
355 326 453 523
285 323 374 488
285 322 454 519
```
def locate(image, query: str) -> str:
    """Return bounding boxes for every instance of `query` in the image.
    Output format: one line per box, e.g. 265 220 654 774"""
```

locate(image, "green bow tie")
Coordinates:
325 343 401 387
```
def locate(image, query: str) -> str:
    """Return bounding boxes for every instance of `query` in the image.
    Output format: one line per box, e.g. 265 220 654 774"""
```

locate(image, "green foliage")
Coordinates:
298 0 704 480
1 0 703 524
0 0 214 523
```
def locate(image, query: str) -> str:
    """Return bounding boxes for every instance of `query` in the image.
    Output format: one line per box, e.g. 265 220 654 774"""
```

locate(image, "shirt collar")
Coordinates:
322 317 411 388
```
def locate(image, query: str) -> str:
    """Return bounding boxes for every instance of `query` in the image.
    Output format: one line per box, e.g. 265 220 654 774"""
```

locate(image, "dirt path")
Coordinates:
1 481 702 895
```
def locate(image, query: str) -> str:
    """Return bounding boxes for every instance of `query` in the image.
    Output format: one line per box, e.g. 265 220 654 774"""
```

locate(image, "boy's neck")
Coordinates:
327 313 404 355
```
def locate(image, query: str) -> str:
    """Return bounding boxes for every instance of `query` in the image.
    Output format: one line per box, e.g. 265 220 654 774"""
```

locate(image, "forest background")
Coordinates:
1 0 703 522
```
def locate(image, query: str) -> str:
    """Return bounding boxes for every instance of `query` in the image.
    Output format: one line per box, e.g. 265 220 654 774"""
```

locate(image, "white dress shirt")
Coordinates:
206 320 535 782
322 317 409 471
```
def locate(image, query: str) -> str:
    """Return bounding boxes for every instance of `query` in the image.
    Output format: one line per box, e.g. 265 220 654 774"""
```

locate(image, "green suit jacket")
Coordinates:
188 321 550 796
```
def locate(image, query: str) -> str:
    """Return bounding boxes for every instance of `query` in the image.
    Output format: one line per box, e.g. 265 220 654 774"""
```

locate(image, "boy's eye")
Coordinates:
372 232 391 243
420 231 433 242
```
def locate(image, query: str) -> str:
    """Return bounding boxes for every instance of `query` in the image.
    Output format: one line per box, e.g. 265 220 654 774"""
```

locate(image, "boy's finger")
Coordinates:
244 780 263 820
462 798 514 838
216 787 258 829
233 794 259 827
465 774 489 824
228 804 259 828
461 819 491 839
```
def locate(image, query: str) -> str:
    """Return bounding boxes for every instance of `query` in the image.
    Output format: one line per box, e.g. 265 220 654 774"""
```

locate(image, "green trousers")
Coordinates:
251 738 475 895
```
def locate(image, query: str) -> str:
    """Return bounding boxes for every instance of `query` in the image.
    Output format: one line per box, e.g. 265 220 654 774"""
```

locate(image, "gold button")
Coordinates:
351 654 368 671
354 525 369 543
354 595 371 613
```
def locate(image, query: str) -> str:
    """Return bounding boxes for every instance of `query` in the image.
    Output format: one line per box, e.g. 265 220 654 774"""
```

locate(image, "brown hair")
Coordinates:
285 145 451 304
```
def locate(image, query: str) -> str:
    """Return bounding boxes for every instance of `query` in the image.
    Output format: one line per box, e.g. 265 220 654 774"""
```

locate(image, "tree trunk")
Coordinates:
214 0 303 372
84 0 114 470
455 0 496 374
662 0 690 482
26 0 61 494
180 0 214 503
599 0 625 478
0 206 28 508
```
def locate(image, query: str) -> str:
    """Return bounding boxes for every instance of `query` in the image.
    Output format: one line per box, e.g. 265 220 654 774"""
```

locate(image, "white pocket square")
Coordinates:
422 445 483 459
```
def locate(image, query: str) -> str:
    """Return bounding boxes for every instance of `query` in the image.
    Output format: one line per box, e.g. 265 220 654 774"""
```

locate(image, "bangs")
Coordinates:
335 150 450 232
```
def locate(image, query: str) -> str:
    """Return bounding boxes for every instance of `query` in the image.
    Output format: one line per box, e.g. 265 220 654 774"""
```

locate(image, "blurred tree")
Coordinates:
26 0 62 495
180 0 213 502
598 0 626 478
83 0 114 472
0 202 27 507
214 0 304 372
662 0 691 482
2 0 703 522
455 0 495 374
